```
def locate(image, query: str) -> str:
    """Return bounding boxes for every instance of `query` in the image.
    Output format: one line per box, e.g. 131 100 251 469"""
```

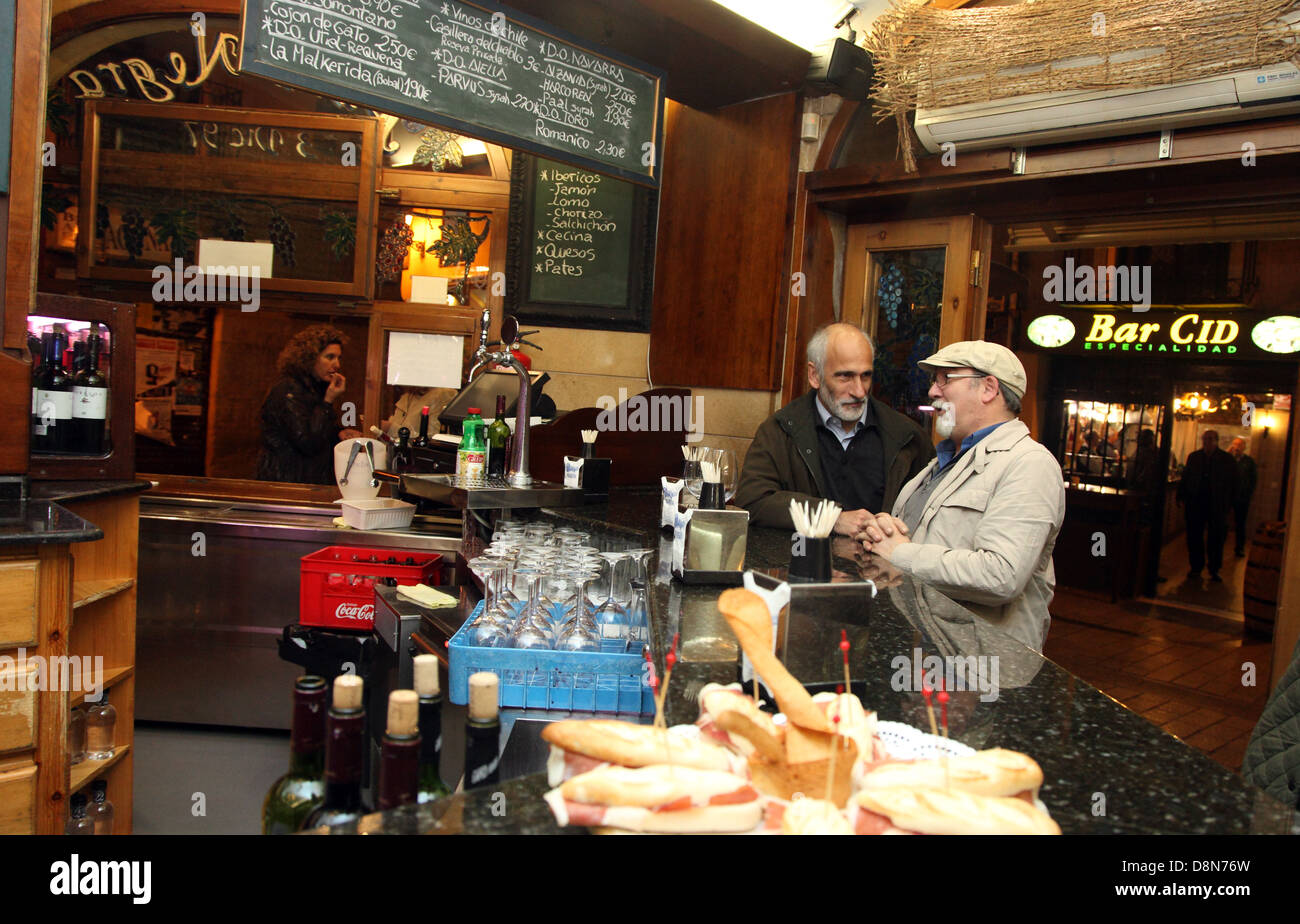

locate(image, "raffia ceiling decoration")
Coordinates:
865 0 1300 171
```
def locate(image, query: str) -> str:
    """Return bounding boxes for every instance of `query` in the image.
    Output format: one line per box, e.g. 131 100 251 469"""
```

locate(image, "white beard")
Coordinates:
933 400 957 439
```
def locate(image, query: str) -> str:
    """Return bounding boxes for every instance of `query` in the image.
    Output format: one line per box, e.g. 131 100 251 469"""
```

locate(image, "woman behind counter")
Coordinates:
255 325 361 484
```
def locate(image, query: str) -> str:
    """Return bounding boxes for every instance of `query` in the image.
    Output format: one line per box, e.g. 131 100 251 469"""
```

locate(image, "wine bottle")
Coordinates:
413 654 451 802
88 779 115 835
463 671 500 790
72 325 109 455
29 332 45 451
412 405 431 449
377 690 421 811
34 330 73 453
487 394 510 478
300 675 371 831
394 426 412 473
261 675 328 835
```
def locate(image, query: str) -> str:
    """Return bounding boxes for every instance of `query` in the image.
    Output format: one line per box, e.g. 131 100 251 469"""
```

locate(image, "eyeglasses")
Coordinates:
930 372 987 390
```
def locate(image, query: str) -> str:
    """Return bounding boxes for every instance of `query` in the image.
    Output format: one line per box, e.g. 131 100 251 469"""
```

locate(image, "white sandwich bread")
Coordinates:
857 748 1044 801
541 719 746 786
849 788 1060 835
780 797 854 835
543 765 764 833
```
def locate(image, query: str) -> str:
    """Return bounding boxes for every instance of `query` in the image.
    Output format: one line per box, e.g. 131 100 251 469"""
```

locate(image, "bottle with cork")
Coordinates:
65 794 93 835
88 780 114 835
414 654 451 802
377 690 421 811
262 675 328 835
463 671 501 790
300 675 370 832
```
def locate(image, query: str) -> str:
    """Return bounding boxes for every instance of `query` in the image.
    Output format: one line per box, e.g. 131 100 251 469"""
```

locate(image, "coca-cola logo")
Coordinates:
334 602 374 621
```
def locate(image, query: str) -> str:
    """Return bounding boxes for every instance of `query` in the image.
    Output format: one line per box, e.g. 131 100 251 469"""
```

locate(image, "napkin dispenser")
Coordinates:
674 507 749 578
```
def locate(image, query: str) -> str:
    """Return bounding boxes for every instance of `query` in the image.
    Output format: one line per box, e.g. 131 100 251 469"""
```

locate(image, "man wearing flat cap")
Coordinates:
860 341 1065 651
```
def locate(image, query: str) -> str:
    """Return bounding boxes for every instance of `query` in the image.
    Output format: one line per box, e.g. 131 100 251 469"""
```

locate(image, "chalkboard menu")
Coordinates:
506 153 656 331
239 0 663 186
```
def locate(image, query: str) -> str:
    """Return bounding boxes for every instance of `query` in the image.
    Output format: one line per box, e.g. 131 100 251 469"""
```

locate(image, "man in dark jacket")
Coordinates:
1229 436 1258 556
256 326 360 484
734 323 934 535
1176 429 1236 581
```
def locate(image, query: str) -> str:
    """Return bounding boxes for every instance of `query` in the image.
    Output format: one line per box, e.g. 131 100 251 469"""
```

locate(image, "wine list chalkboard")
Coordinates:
238 0 663 186
506 153 657 331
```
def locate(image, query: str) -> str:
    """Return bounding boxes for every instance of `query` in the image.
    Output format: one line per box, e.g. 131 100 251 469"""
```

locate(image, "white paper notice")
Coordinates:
386 332 463 388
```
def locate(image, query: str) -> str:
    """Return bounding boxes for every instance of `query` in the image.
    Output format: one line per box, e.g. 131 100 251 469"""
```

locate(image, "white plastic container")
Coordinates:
340 498 416 531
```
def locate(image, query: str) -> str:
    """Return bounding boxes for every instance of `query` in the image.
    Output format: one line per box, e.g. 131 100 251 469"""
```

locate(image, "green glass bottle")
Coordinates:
413 655 451 802
457 407 487 479
261 676 328 835
487 394 511 478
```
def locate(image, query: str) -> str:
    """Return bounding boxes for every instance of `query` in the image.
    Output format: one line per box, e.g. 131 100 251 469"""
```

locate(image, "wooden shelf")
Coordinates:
70 744 130 795
70 666 133 708
72 577 135 610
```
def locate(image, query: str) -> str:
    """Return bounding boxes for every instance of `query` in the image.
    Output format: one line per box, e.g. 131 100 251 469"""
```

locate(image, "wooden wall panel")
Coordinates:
3 0 51 352
649 94 801 391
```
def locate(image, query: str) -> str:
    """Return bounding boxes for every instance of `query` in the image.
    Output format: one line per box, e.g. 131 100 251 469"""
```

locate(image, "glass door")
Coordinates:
843 216 992 424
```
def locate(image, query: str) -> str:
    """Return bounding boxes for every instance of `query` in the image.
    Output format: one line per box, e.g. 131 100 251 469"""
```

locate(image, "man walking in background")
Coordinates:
1229 436 1258 557
1177 429 1236 581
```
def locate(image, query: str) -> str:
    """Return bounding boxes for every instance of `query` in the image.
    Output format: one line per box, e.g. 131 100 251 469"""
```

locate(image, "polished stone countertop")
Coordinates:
323 489 1292 835
0 500 103 546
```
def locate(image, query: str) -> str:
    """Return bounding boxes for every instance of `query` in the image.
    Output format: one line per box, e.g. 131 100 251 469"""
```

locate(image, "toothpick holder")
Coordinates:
788 535 832 582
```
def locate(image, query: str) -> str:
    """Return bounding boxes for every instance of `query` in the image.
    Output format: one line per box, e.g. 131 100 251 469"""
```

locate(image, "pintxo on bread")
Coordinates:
536 588 1058 835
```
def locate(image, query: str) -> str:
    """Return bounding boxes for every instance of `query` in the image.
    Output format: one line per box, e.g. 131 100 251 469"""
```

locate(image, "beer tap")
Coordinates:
467 314 542 487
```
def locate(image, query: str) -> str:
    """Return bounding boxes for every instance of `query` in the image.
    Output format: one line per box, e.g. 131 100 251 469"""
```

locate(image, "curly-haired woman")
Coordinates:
255 325 361 483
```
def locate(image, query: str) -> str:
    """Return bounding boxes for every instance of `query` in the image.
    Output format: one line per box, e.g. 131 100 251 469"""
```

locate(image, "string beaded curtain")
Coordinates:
864 0 1300 172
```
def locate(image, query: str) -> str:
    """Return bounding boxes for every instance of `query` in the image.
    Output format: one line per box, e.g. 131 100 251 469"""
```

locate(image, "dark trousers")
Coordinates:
1186 504 1228 574
1233 501 1251 553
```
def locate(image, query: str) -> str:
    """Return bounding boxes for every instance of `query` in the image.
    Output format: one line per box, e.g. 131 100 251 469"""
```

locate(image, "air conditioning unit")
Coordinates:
914 63 1300 153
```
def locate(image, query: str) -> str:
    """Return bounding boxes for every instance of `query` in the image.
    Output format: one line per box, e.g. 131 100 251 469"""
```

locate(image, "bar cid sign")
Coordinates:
1024 311 1300 361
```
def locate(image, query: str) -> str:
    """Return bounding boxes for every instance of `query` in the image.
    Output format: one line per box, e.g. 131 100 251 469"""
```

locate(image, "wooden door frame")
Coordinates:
843 214 992 353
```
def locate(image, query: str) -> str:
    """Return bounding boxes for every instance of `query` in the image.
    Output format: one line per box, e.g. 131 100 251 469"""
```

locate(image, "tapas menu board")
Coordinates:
506 153 656 331
239 0 663 186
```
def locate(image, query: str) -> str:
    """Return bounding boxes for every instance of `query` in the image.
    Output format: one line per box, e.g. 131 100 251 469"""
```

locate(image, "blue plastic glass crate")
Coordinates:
448 601 655 714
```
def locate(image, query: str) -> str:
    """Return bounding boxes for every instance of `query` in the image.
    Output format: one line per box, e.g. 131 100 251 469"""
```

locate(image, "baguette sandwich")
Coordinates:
542 719 746 786
543 765 764 833
856 748 1043 802
848 787 1060 835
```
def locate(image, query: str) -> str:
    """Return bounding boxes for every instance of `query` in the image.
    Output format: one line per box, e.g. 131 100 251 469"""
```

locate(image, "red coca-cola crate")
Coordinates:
299 546 443 630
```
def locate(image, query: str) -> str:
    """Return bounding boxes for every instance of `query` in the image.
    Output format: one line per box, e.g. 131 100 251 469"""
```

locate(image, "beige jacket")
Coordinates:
888 419 1065 651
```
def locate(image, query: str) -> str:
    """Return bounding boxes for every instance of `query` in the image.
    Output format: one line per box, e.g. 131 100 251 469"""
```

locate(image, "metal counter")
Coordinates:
135 495 460 729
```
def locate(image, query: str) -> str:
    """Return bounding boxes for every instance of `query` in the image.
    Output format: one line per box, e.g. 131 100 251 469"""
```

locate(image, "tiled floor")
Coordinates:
1045 581 1274 774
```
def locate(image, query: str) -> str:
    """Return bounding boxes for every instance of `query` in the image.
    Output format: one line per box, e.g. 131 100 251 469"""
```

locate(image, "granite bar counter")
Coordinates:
326 489 1292 835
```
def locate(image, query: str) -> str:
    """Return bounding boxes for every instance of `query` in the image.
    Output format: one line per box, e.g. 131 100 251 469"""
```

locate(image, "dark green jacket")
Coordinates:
1243 638 1300 810
735 391 935 529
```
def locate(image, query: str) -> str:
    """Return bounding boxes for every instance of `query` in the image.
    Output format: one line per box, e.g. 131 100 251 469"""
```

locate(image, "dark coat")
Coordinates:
255 371 340 485
1177 447 1235 521
1243 638 1300 809
1234 454 1259 507
734 390 936 529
